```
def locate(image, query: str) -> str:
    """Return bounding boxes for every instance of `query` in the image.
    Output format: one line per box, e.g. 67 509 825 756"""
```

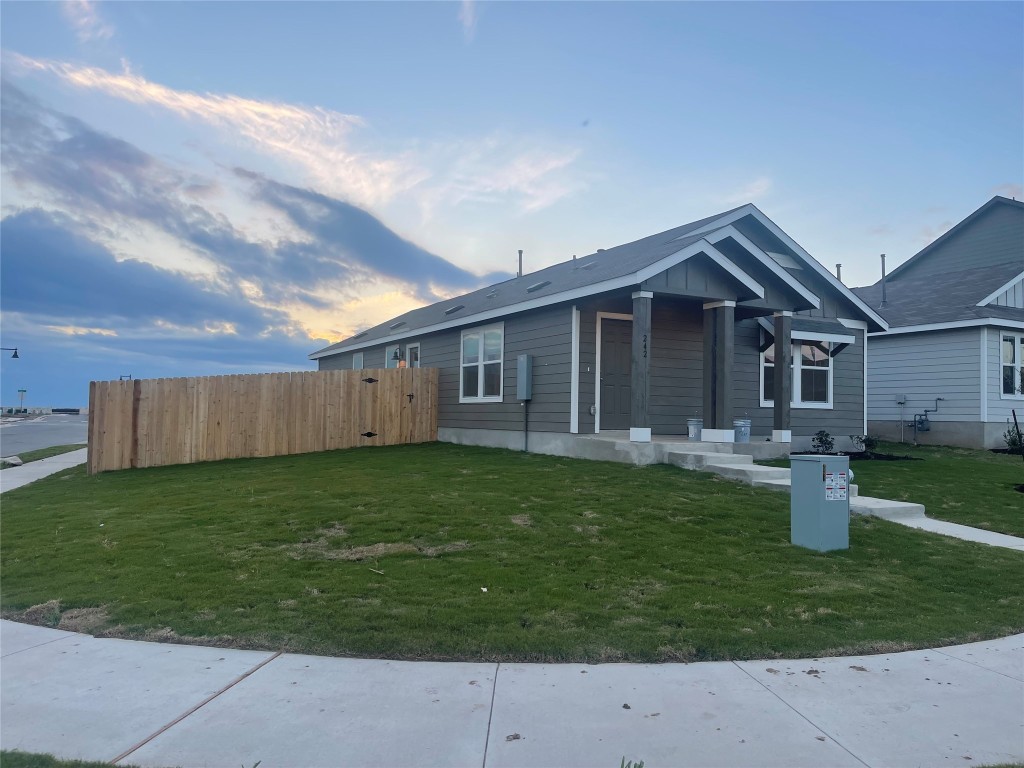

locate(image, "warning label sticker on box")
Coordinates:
825 470 848 501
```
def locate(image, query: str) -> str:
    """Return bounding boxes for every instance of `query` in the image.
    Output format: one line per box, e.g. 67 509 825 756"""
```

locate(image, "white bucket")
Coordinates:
733 418 752 444
686 418 703 440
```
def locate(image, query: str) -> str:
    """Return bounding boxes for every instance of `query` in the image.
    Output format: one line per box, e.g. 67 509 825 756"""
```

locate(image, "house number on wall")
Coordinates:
642 334 648 359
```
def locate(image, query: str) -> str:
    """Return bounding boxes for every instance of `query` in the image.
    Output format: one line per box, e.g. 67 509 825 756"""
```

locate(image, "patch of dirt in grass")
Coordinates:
8 600 61 627
284 538 471 561
418 541 471 557
329 542 419 560
58 606 111 633
5 601 111 633
510 514 532 527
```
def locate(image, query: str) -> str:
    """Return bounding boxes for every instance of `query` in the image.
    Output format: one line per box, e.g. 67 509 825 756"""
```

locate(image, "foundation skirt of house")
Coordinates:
867 420 1012 450
438 427 791 465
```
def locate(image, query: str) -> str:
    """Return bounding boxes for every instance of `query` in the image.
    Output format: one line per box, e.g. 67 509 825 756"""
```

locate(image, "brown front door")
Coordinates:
600 318 632 430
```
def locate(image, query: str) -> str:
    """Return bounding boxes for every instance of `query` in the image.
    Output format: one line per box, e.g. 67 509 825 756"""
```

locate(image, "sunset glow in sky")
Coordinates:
1 1 1021 405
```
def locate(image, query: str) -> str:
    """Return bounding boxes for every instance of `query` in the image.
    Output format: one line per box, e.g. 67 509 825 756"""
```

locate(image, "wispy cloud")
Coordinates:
8 53 415 209
61 0 114 43
459 0 478 42
7 53 583 220
721 176 772 205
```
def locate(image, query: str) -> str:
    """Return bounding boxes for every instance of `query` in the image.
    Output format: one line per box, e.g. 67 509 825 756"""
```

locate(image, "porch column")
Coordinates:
701 301 735 442
630 291 653 442
772 311 793 443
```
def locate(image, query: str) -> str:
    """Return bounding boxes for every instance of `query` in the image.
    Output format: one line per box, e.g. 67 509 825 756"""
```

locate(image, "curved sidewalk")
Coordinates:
1 620 1021 768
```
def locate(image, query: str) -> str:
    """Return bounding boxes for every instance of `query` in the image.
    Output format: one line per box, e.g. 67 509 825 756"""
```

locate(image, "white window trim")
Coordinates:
760 337 834 410
385 344 400 369
406 342 421 369
1000 332 1024 399
459 322 504 403
351 351 363 371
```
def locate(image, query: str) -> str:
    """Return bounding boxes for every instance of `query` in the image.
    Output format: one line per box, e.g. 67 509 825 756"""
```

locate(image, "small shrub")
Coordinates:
811 430 834 454
1003 424 1023 456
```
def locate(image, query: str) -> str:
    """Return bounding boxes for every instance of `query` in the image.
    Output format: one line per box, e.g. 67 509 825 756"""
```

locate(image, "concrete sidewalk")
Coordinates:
0 447 87 493
2 621 1021 768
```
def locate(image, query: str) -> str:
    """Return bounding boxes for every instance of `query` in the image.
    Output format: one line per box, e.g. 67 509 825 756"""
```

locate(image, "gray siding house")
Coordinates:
311 204 887 453
852 196 1024 449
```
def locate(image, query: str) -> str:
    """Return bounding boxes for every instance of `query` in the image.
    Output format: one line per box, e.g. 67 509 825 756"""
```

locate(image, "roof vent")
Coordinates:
597 248 605 252
352 331 368 340
444 304 465 315
486 290 497 298
526 280 551 293
389 321 406 331
581 262 597 271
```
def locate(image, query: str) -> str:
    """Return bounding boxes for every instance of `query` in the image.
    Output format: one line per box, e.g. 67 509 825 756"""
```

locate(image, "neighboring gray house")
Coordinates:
852 196 1024 449
311 204 887 453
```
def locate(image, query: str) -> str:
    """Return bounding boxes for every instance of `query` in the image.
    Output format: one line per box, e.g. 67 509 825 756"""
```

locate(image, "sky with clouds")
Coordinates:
1 1 1021 407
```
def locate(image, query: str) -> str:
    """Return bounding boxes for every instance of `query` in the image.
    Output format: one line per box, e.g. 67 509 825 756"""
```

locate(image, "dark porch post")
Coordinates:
772 311 793 443
630 290 653 442
702 301 735 441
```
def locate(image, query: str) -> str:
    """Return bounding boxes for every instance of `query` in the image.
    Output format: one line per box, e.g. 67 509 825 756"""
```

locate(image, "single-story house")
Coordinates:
311 204 888 454
852 195 1024 449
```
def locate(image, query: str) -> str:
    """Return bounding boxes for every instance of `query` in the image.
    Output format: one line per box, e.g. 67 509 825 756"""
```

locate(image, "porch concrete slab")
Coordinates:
930 635 1024 681
0 448 88 493
1 619 77 657
127 653 495 768
0 628 275 763
736 648 1024 768
485 661 861 768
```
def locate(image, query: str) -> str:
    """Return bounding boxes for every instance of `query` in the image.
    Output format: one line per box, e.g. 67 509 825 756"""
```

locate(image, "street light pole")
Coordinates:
0 347 19 359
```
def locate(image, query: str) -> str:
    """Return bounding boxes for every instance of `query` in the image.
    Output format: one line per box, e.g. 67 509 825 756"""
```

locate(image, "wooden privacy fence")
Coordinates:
87 368 438 474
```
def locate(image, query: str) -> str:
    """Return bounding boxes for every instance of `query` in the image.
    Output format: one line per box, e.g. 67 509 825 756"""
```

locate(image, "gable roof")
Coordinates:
852 196 1024 331
311 204 887 359
852 261 1024 328
886 196 1024 282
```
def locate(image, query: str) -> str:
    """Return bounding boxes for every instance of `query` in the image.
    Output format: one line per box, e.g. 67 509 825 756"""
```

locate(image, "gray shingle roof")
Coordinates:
852 261 1024 328
311 205 747 357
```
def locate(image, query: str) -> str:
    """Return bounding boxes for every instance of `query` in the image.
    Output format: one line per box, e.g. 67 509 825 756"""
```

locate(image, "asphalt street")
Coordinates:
0 413 88 456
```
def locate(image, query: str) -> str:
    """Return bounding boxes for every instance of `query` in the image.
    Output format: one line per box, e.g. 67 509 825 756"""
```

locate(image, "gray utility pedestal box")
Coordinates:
790 454 850 552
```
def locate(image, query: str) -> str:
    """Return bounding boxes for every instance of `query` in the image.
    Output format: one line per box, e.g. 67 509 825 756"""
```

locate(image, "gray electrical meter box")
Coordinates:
790 454 850 552
516 354 533 401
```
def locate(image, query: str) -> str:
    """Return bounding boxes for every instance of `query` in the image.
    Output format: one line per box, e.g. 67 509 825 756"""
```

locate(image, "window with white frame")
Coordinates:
761 339 833 408
406 343 421 368
460 324 503 401
352 351 363 370
1002 333 1024 397
385 344 399 369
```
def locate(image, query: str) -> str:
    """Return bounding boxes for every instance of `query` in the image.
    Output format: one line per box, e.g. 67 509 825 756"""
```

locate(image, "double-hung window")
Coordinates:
1002 333 1024 397
385 344 400 369
460 323 503 402
761 339 834 409
351 351 363 370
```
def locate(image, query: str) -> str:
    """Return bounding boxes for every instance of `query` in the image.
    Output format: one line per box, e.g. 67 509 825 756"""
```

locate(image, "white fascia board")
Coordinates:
312 240 715 360
689 207 888 331
704 226 821 309
756 317 855 345
868 317 1024 337
701 244 765 299
976 271 1024 307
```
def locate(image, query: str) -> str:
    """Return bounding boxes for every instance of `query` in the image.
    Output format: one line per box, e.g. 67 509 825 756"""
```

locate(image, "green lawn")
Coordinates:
1 443 1021 663
763 441 1024 537
0 752 143 768
1 444 83 470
